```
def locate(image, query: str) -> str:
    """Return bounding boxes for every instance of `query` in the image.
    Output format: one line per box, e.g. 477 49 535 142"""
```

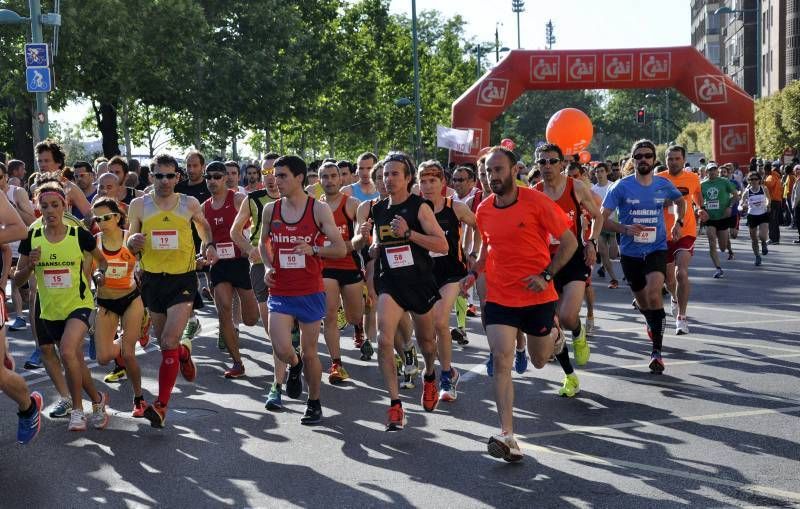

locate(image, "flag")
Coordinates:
436 125 474 153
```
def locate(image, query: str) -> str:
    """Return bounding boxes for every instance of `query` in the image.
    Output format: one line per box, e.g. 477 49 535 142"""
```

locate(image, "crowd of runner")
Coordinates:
1 137 796 462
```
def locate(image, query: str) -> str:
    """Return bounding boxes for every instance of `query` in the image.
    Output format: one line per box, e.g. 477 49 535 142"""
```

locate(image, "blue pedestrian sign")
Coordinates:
26 67 52 93
25 43 49 67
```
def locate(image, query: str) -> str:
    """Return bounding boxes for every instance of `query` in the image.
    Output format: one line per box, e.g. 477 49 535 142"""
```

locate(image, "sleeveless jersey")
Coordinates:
347 183 380 203
140 192 196 274
431 198 467 283
371 193 434 284
267 197 324 296
203 190 242 260
322 196 359 271
122 187 138 206
536 177 583 256
746 187 768 216
247 188 280 249
469 188 484 214
30 225 94 320
96 231 136 290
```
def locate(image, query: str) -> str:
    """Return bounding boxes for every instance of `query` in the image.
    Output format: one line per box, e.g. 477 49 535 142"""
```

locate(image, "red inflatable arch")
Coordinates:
450 47 754 166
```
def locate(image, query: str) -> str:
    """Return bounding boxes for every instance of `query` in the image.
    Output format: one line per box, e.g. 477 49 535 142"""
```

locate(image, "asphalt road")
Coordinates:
1 227 799 508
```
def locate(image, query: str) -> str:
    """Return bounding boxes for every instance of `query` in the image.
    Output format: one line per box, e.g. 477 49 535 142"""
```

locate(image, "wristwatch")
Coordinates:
403 229 411 240
676 218 684 227
312 245 320 256
586 239 597 249
540 269 553 282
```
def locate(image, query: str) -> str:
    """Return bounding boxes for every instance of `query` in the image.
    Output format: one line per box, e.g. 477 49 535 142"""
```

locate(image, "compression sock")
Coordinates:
455 295 467 329
556 345 574 375
157 348 180 406
572 324 582 339
644 309 666 350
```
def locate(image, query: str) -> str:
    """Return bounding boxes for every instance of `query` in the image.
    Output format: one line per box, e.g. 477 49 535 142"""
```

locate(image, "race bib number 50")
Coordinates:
279 248 306 269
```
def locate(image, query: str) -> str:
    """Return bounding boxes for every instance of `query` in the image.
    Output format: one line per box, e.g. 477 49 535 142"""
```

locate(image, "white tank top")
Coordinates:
5 185 23 258
747 187 768 216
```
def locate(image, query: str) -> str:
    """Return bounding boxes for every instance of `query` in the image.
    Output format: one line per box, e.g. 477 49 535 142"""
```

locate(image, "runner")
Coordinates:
342 152 380 202
244 163 263 193
700 162 739 278
230 155 288 409
417 160 477 401
364 152 448 431
721 164 742 243
314 162 363 384
601 139 685 374
258 155 346 424
127 153 216 428
202 162 259 378
462 146 576 462
15 182 111 431
656 146 707 335
107 156 143 206
534 143 601 396
0 191 43 443
90 197 147 417
739 171 771 266
449 165 481 343
591 163 621 288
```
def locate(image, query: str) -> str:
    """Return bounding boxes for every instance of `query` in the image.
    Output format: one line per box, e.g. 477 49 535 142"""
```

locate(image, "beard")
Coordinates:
490 174 513 195
636 163 653 175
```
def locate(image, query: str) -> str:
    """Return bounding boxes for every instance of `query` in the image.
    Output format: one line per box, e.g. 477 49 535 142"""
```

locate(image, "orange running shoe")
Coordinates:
132 398 148 418
179 340 196 382
139 310 151 348
143 401 167 428
385 403 405 431
421 377 439 412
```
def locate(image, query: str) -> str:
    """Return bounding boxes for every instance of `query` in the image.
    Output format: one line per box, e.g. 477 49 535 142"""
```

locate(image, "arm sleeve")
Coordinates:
78 227 97 252
18 230 33 256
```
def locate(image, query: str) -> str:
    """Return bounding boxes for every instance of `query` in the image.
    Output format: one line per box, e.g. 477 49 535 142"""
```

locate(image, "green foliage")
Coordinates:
675 120 712 157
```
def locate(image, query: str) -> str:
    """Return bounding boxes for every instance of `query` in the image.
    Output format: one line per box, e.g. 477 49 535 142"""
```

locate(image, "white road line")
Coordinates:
520 441 800 504
584 351 800 373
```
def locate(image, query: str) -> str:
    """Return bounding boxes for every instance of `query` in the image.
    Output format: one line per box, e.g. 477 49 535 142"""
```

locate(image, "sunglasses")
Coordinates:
154 173 177 180
384 153 411 169
748 178 760 181
537 158 561 166
633 153 655 160
94 213 119 223
204 173 224 180
261 168 274 175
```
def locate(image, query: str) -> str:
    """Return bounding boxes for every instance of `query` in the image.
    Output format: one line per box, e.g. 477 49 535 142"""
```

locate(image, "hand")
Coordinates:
264 267 277 288
248 247 261 264
460 273 476 293
521 274 547 293
29 246 41 266
367 288 377 308
293 242 314 256
205 246 219 266
583 242 597 267
128 233 145 253
390 215 409 238
624 223 647 236
358 218 374 239
670 223 681 241
92 271 105 288
698 209 709 223
194 254 207 271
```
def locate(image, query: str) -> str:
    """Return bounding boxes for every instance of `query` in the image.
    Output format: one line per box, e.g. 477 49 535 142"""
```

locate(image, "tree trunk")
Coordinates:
94 101 121 158
232 135 238 160
329 130 335 158
12 106 34 174
121 100 132 158
264 127 271 153
194 115 202 149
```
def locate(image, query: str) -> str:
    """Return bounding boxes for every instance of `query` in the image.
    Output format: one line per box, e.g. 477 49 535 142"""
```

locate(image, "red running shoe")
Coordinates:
421 377 439 412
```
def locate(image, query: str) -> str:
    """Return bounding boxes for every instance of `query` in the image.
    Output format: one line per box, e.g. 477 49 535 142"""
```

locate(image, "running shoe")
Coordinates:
104 364 127 383
224 362 246 379
8 316 27 331
68 409 87 432
179 339 197 382
24 348 42 370
217 330 227 351
327 362 350 384
201 286 214 302
675 316 689 335
400 373 416 390
265 384 283 411
353 325 365 349
421 377 439 412
49 397 73 418
649 350 665 374
670 299 678 318
486 352 494 378
132 398 147 418
608 279 619 289
439 368 460 402
403 346 420 377
291 321 300 350
17 392 43 444
300 403 322 425
761 242 768 255
394 353 403 376
597 266 606 278
286 358 304 399
139 309 151 347
631 298 640 311
466 304 478 317
558 373 580 397
487 433 523 463
336 306 348 330
572 325 590 366
755 255 762 266
727 251 735 260
386 403 405 431
359 340 374 361
713 267 724 279
90 392 110 430
143 401 167 428
181 316 202 341
450 327 469 345
514 349 528 374
585 317 595 337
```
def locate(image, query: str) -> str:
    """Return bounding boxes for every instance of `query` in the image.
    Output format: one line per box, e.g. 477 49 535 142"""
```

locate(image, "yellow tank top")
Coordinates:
140 192 196 274
31 225 94 320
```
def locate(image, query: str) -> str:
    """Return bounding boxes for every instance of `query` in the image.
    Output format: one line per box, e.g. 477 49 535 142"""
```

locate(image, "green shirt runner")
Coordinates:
701 177 738 220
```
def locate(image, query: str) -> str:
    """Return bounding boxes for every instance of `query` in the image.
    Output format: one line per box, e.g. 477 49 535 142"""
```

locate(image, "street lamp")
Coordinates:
714 3 761 98
410 0 422 163
511 0 524 49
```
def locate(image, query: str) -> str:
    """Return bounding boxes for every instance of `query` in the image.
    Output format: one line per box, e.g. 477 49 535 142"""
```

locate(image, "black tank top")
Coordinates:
432 198 466 282
370 193 433 282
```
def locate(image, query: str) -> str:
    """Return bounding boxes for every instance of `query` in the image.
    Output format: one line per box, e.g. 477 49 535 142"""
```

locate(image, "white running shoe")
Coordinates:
68 409 87 431
676 316 689 335
487 433 523 462
90 392 110 430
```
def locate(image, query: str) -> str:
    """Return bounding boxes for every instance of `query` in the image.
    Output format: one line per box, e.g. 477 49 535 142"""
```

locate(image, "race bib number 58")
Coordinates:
386 245 414 268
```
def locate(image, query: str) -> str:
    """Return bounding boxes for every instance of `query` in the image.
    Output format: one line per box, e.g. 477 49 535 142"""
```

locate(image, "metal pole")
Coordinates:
755 0 761 98
411 0 422 162
664 90 670 143
495 24 500 62
516 11 521 49
29 0 48 142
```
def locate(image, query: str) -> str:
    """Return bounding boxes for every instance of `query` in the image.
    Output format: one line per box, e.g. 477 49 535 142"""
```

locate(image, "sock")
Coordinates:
134 395 144 404
572 324 582 338
332 357 341 365
18 396 37 417
424 372 436 382
440 368 451 379
455 295 467 329
644 309 666 350
390 399 402 407
272 382 282 390
157 348 181 406
307 398 321 409
556 345 574 375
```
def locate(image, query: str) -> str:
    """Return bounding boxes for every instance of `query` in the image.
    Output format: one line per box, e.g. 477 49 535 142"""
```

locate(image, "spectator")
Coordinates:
791 165 800 243
764 160 783 244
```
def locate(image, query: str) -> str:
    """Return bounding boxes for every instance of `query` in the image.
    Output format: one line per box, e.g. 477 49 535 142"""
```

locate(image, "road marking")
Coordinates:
584 351 800 373
519 441 800 504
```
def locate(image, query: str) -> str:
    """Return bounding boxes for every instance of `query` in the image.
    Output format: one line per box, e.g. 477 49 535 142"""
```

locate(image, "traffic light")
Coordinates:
636 107 646 125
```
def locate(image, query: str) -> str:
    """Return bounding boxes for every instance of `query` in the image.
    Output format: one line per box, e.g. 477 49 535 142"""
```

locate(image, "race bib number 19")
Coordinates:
151 230 178 250
386 245 414 268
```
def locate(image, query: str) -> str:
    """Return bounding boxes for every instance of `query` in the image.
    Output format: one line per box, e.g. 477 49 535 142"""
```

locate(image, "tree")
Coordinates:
675 120 712 157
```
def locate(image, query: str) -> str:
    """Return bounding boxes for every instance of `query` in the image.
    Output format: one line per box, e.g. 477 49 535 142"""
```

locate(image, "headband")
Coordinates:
39 191 66 204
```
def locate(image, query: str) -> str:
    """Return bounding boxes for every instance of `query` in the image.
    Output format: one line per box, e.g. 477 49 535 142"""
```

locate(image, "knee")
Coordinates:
532 357 548 370
493 352 513 372
676 268 689 282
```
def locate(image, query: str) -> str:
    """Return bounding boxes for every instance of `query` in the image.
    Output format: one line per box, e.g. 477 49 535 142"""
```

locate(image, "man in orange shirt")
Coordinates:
764 160 784 244
657 146 707 335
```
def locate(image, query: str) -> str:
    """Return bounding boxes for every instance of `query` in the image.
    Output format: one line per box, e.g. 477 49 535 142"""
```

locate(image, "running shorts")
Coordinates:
267 292 326 324
322 268 364 287
620 250 667 293
375 275 440 315
36 307 92 346
484 300 556 336
97 289 141 317
746 213 770 228
141 271 197 314
666 235 695 264
554 250 590 294
249 263 269 303
705 216 734 231
210 258 252 289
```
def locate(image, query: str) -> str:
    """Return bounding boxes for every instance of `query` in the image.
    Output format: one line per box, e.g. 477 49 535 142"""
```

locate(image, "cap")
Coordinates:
706 162 719 170
772 160 781 168
205 161 226 174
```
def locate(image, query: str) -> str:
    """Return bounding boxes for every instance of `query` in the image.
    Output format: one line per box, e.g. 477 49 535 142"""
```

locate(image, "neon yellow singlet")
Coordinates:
140 192 196 274
31 225 94 320
309 182 323 200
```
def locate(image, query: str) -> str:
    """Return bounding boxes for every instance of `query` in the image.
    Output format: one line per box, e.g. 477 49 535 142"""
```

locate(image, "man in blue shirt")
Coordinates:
601 139 685 374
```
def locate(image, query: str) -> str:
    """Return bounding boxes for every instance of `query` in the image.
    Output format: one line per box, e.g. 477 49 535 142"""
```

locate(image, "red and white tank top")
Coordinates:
203 190 241 260
323 196 358 271
268 197 324 296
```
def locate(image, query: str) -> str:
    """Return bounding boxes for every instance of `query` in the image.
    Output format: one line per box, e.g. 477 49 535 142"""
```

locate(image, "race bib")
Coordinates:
106 261 129 279
279 248 306 269
386 245 414 268
633 226 657 244
216 242 236 260
43 268 72 288
707 200 719 210
151 230 178 250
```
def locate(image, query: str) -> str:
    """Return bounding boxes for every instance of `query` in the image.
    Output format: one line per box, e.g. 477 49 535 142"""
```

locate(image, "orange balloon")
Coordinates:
579 150 592 164
545 108 593 156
